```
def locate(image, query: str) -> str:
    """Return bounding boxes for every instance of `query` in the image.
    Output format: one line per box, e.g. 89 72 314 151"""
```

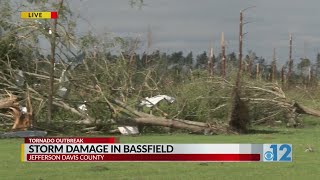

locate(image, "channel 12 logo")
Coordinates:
263 144 292 162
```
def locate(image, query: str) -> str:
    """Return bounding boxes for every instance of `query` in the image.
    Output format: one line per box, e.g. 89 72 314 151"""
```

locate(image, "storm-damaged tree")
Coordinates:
228 7 255 133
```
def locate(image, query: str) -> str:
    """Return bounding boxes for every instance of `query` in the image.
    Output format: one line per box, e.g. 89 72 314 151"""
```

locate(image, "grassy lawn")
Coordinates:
1 118 320 180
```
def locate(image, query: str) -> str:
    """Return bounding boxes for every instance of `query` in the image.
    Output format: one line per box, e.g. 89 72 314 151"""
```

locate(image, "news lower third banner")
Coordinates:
21 137 292 162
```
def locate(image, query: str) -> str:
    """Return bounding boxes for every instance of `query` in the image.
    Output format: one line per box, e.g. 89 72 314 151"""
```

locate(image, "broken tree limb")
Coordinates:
240 98 291 108
170 118 209 127
109 99 227 134
135 117 202 133
13 70 60 81
132 116 227 134
210 104 226 113
111 99 149 117
74 97 229 134
0 113 12 119
53 100 95 122
245 86 286 98
294 102 320 117
0 122 14 127
0 95 19 109
253 110 284 125
242 98 320 118
110 98 230 134
31 96 96 123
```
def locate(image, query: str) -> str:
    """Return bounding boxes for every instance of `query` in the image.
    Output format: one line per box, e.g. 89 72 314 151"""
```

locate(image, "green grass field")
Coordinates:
1 117 320 180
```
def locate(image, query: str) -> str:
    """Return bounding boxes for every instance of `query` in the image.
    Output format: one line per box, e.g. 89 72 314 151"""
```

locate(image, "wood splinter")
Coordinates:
9 92 33 131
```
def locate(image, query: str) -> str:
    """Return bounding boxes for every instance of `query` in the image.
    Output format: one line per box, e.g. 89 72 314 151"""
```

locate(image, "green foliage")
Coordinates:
0 0 12 31
195 51 208 68
298 58 311 70
155 78 231 123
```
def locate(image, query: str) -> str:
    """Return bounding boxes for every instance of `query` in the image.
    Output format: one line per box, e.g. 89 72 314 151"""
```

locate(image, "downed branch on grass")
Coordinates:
110 98 229 134
252 110 284 125
54 97 229 135
129 116 228 135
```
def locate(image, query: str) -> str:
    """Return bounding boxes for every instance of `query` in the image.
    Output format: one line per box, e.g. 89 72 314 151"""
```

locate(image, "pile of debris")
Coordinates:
1 81 320 137
0 92 46 138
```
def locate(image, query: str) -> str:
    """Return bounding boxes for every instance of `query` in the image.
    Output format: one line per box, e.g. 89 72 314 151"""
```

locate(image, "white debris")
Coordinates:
18 70 23 76
118 126 139 135
140 95 175 108
35 20 42 25
57 87 68 98
59 70 69 83
78 101 88 116
15 70 25 87
78 103 88 112
57 70 70 98
33 83 41 88
20 106 27 114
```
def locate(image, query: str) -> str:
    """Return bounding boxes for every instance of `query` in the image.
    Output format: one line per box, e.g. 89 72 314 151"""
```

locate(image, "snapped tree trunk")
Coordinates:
0 96 18 109
294 103 320 117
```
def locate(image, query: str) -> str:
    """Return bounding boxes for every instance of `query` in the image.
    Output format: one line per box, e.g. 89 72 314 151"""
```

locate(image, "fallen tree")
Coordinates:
1 49 320 135
0 86 229 134
109 98 229 134
2 79 320 135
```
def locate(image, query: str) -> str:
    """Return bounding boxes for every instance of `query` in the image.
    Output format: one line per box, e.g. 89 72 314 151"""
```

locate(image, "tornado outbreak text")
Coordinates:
27 144 174 153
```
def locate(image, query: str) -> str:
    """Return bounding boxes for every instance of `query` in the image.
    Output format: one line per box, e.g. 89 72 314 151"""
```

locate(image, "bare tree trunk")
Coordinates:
272 48 277 82
237 10 243 87
281 65 285 85
256 63 260 80
47 21 56 123
208 45 214 76
308 66 311 85
144 25 152 65
287 33 293 84
228 10 250 133
48 0 64 123
248 57 253 78
221 32 226 79
135 117 205 133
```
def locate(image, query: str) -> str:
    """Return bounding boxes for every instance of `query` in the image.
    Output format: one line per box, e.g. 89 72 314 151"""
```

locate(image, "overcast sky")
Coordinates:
65 0 320 64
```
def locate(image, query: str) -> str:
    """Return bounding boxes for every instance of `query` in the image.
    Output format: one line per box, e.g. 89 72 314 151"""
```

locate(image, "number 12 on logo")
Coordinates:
263 144 292 162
